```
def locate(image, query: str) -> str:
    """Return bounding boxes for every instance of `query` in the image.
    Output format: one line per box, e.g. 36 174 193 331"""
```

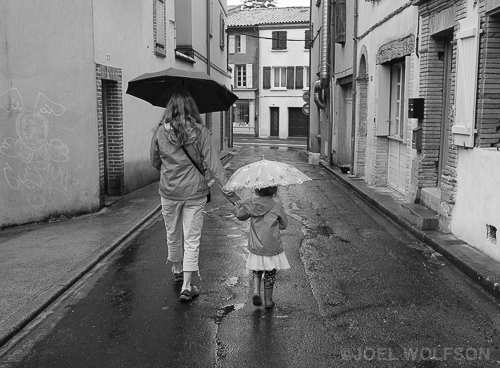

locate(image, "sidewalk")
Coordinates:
1 148 500 350
314 156 500 304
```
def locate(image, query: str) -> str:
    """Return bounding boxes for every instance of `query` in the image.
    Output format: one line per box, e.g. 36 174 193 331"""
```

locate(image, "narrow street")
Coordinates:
1 138 499 368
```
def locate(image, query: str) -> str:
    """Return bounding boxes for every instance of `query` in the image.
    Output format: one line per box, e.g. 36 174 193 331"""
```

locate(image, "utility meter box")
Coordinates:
412 127 422 151
408 98 424 119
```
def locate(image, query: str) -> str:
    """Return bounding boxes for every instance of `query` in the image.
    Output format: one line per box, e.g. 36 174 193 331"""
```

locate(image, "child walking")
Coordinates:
234 186 289 308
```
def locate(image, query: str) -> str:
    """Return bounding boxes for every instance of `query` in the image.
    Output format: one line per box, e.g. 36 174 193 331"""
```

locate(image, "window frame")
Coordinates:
272 66 287 89
154 0 166 57
272 31 287 51
389 62 405 140
236 65 247 88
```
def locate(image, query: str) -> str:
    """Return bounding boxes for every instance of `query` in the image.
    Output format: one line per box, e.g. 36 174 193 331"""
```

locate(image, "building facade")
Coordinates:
309 0 500 262
0 0 232 228
228 6 310 138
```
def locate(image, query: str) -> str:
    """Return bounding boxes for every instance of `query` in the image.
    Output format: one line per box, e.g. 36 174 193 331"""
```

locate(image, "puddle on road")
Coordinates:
302 223 351 243
213 303 245 325
223 277 239 287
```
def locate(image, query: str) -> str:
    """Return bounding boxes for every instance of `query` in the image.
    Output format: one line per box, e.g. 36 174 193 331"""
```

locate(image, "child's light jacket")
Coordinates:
236 197 288 256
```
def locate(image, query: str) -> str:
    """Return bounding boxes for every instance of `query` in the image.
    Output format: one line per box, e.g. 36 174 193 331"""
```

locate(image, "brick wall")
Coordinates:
95 64 124 202
355 54 368 178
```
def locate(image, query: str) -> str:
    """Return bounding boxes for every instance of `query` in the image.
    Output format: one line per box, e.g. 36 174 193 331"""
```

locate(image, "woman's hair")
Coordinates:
159 90 203 145
255 186 278 197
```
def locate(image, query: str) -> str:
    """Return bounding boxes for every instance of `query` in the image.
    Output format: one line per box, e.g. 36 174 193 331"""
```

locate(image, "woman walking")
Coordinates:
150 90 239 302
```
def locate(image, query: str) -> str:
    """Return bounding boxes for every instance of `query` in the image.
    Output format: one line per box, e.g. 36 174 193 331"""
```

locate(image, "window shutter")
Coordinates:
304 30 311 49
241 35 247 53
246 64 253 88
229 64 235 86
272 31 278 50
376 65 391 136
229 35 235 54
263 67 271 89
286 67 294 89
280 31 287 49
335 0 346 44
452 14 479 147
295 66 303 89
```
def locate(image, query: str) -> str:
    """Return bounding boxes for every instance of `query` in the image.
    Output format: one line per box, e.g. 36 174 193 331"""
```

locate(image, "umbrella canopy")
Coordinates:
224 158 312 191
126 67 238 113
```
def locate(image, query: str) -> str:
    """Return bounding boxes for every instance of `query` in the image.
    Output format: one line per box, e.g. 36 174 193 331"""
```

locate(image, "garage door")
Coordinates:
288 108 308 137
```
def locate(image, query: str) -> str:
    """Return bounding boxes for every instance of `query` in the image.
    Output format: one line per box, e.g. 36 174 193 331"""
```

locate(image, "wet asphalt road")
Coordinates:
1 138 500 367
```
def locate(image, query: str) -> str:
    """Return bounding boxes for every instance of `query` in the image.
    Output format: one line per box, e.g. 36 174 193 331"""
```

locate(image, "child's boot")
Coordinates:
264 286 275 309
252 271 263 306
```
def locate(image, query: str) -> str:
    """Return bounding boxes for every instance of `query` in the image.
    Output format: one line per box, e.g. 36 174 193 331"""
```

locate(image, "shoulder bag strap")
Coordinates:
182 146 204 176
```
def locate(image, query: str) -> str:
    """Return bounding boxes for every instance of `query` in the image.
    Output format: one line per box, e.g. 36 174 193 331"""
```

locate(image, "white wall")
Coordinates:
452 149 500 261
259 27 309 138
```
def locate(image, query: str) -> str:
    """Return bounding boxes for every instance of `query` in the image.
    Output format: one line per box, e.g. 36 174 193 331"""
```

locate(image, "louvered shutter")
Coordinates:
295 67 303 89
280 31 287 49
287 67 294 89
272 31 278 50
263 67 271 89
229 35 235 54
304 30 311 49
246 64 253 88
452 13 479 147
335 0 346 44
241 35 247 53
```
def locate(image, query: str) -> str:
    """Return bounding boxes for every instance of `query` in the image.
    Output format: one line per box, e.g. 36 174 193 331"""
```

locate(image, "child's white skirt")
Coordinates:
246 251 290 271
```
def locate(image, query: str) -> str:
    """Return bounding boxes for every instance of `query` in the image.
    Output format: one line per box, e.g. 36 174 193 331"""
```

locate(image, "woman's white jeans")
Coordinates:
160 196 206 272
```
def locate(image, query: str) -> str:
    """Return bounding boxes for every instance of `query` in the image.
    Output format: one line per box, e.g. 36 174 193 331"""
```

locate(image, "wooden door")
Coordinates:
270 107 279 136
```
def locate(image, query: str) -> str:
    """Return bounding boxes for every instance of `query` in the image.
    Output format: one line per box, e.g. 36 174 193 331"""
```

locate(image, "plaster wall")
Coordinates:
451 148 500 262
93 0 177 194
0 1 99 227
259 27 309 138
308 2 322 152
356 2 418 186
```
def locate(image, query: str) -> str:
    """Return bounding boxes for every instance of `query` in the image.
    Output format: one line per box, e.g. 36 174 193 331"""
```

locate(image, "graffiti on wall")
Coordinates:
0 88 80 208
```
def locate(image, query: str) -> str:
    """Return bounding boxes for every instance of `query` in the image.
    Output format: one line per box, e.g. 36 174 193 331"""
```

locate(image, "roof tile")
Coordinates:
228 6 309 27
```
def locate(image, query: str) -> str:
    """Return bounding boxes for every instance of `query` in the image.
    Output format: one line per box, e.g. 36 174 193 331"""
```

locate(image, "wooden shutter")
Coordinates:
452 13 479 147
272 31 278 50
335 0 346 44
287 67 294 89
376 65 391 136
304 30 311 49
295 66 303 89
246 64 253 88
263 67 271 89
240 35 247 53
280 31 287 49
229 35 235 54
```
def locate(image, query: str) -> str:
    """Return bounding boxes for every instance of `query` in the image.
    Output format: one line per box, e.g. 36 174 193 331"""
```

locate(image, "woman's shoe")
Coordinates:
180 285 200 302
264 287 275 309
252 294 263 306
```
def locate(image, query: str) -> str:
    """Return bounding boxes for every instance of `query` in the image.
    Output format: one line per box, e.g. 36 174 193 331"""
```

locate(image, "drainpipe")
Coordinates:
206 0 211 76
350 0 358 173
314 0 330 109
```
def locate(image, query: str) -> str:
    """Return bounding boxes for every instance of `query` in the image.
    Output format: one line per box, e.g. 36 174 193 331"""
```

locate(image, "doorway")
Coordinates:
270 107 279 137
288 108 307 137
438 35 453 186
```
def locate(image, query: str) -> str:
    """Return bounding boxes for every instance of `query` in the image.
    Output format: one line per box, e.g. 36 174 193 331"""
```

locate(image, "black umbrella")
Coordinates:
126 67 238 113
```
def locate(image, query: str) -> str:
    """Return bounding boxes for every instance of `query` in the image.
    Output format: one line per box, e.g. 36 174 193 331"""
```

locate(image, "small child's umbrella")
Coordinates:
223 157 312 191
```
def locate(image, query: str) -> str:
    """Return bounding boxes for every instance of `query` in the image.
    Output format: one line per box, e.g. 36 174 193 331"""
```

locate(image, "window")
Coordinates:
154 0 166 57
273 67 287 88
236 65 247 88
272 31 287 50
232 101 250 126
389 62 405 139
220 11 225 49
334 0 346 44
229 34 246 54
304 30 311 49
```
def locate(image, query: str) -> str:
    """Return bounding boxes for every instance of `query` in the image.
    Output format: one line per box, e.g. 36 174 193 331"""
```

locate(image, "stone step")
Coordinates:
401 203 438 230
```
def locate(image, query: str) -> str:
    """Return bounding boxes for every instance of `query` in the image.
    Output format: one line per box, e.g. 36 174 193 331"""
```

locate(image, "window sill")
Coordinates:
271 49 288 52
387 135 404 142
175 50 195 63
270 88 287 91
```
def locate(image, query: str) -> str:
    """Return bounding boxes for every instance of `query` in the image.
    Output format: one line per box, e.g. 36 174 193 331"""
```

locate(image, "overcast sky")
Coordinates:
227 0 310 7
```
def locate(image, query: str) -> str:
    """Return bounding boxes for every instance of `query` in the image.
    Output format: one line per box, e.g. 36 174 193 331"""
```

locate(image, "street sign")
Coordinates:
302 91 310 102
302 103 310 115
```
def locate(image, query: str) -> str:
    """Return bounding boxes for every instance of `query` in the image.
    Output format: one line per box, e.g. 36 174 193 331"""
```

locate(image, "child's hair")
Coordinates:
255 186 278 197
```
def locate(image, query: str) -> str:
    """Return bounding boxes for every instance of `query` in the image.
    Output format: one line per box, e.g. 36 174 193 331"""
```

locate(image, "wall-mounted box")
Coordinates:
412 126 422 151
408 98 424 119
